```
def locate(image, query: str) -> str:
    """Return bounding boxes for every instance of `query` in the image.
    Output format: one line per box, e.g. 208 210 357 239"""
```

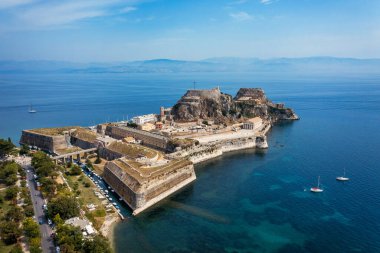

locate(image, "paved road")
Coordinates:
22 162 55 253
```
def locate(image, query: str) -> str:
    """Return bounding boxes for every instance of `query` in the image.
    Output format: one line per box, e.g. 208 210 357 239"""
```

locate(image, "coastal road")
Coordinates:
20 158 55 253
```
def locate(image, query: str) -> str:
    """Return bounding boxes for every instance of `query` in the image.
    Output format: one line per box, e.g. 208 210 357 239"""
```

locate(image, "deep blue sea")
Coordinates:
1 72 380 252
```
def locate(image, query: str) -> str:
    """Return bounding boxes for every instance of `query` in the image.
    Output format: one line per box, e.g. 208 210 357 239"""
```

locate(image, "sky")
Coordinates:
0 0 379 62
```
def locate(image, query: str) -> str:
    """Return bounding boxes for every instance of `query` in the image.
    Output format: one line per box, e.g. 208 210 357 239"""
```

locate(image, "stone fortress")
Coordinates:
20 87 298 215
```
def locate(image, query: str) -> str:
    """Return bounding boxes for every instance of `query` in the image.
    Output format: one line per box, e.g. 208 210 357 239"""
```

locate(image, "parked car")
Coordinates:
48 219 52 225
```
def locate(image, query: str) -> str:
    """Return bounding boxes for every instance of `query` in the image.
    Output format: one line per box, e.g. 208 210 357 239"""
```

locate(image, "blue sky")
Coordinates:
0 0 379 62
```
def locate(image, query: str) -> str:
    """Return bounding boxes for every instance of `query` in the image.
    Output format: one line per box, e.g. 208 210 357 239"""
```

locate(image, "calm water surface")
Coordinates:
1 72 379 252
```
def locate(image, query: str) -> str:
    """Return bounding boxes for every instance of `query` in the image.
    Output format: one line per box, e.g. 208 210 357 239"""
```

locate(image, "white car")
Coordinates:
48 219 52 225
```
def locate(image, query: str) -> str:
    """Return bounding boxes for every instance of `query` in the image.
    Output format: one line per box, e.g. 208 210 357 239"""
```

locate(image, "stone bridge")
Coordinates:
52 148 97 164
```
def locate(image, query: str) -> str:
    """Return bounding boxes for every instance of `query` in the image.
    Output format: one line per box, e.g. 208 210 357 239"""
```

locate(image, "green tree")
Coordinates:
29 237 42 253
53 213 63 226
0 138 15 158
56 224 83 251
39 177 57 198
22 218 40 238
0 162 20 185
24 205 35 217
70 165 82 176
94 153 101 164
19 169 26 179
5 206 24 222
82 235 112 253
127 122 138 128
23 218 41 238
5 186 19 201
47 195 80 220
86 159 93 169
32 151 55 177
0 221 22 245
60 243 75 253
9 244 23 253
19 144 30 156
5 173 18 186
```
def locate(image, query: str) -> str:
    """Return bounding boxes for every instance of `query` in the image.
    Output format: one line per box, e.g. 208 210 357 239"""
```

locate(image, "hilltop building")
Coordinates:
132 114 157 125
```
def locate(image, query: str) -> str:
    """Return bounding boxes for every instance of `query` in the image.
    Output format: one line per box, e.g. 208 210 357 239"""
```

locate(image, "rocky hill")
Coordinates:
171 87 298 123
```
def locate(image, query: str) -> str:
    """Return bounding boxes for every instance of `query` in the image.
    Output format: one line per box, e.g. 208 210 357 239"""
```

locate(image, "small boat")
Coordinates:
310 176 323 193
28 104 37 113
336 168 349 181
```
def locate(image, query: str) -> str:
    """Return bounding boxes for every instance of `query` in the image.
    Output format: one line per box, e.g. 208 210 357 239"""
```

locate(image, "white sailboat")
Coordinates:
28 104 37 113
336 168 349 181
310 176 323 193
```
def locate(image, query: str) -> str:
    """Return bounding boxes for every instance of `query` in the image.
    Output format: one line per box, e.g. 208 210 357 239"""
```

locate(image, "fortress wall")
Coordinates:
70 136 96 150
103 160 196 215
20 130 68 153
103 162 142 209
105 125 169 150
169 136 268 164
98 147 124 161
133 164 196 215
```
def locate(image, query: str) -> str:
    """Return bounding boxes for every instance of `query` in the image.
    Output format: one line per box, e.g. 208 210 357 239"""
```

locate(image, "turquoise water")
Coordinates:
1 72 380 252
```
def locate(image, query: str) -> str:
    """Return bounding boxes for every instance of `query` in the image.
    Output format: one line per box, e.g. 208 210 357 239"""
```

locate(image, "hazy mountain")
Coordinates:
1 57 380 74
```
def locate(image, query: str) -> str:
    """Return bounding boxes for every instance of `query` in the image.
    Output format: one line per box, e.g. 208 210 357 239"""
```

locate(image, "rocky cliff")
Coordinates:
171 87 233 123
171 87 298 123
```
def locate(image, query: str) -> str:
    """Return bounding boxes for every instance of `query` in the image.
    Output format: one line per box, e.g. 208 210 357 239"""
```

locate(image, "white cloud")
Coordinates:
120 6 137 14
230 0 248 5
230 11 253 22
260 0 273 5
2 0 145 30
0 0 35 10
18 1 109 27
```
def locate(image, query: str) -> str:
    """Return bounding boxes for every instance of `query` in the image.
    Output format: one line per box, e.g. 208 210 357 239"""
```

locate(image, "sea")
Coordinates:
1 71 380 253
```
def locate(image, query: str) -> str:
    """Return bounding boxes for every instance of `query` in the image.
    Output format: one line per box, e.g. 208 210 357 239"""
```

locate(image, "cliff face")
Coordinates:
171 88 233 123
171 87 298 123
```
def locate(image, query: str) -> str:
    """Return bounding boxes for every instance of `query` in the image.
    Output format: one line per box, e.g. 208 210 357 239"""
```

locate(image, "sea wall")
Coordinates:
168 135 268 164
103 160 196 215
19 130 68 153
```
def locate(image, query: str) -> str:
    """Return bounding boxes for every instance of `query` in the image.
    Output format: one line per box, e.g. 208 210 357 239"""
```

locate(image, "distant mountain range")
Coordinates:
1 57 380 74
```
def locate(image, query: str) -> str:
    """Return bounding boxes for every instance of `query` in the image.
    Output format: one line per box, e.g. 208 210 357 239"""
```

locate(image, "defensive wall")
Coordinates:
103 157 195 215
20 129 74 154
168 134 268 164
105 125 169 150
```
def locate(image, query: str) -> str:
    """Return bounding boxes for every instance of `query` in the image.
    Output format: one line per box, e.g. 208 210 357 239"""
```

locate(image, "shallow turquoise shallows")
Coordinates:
1 72 380 252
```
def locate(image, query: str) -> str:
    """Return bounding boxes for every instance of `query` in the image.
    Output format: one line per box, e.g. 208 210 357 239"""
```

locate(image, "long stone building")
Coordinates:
105 125 169 150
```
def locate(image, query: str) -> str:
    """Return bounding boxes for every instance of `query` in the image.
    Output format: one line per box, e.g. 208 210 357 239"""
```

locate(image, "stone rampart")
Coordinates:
105 125 169 150
168 135 268 164
70 136 96 150
103 159 196 215
20 130 68 153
